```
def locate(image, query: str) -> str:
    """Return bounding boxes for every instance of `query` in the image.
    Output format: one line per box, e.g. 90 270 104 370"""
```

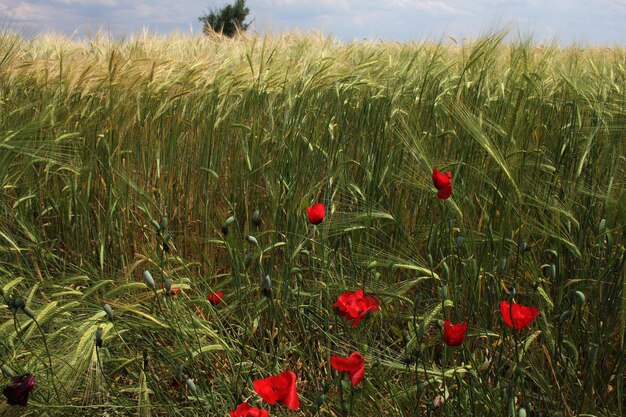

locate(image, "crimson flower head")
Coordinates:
443 320 467 346
500 301 539 329
330 352 365 386
432 167 453 199
208 291 223 305
253 370 299 410
333 289 380 328
230 402 269 417
306 203 325 225
3 374 36 406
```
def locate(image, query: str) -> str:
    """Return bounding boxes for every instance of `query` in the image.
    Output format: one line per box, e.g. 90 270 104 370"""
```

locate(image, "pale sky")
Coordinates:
1 0 625 44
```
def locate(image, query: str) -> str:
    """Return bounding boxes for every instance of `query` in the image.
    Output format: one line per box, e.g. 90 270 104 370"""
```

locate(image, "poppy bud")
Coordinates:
559 310 572 323
598 218 606 235
150 219 161 231
518 407 527 417
174 365 183 381
247 235 259 246
143 270 155 289
574 291 585 306
417 382 425 395
252 209 262 228
160 216 168 230
244 252 254 269
456 234 464 249
222 216 235 235
550 263 556 280
520 240 529 253
262 275 272 298
103 303 114 321
95 327 103 348
498 257 507 273
1 364 13 377
186 378 197 393
588 343 599 363
440 285 448 300
7 297 24 313
164 278 173 295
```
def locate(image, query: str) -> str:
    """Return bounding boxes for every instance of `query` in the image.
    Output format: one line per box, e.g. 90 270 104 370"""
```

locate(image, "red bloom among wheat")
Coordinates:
306 203 325 225
432 167 453 199
500 301 539 329
253 370 299 410
443 320 467 346
334 289 380 328
330 352 365 386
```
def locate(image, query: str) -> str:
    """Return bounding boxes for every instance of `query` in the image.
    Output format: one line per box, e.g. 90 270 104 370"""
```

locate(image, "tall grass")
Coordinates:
0 29 624 416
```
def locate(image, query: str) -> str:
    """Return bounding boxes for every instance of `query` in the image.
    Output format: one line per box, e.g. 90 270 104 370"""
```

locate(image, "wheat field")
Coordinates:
0 29 624 416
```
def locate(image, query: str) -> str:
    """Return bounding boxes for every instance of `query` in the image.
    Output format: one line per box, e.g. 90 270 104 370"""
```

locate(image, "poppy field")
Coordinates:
0 30 625 416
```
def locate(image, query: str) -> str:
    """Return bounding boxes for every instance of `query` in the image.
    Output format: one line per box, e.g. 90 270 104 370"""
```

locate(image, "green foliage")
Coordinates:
0 31 624 416
199 0 250 37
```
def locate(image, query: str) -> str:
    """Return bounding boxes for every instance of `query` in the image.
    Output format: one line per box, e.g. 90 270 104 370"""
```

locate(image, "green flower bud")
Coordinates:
1 364 14 377
164 278 173 294
575 291 585 306
498 256 507 273
150 219 161 231
246 235 259 246
103 303 114 321
518 407 527 417
252 209 262 228
244 252 254 269
456 234 464 249
440 285 448 300
559 310 572 323
160 216 168 230
520 240 529 253
143 270 155 289
186 378 197 393
95 327 103 348
588 343 599 363
598 218 606 235
262 275 272 298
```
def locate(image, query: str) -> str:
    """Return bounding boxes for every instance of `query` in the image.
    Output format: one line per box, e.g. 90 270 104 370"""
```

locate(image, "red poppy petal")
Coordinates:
437 185 453 199
350 364 365 386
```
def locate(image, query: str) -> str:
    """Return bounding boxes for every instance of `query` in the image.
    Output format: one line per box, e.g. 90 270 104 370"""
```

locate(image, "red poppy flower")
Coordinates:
333 289 380 328
330 352 365 386
3 374 36 406
443 320 467 346
500 301 539 329
253 370 299 409
432 167 453 199
306 203 325 225
230 402 269 417
208 291 223 305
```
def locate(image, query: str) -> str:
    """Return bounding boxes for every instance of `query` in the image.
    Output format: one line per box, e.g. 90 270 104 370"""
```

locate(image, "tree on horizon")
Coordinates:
198 0 250 37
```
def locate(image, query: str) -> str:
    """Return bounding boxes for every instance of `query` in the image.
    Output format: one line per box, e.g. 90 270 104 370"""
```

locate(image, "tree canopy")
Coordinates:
198 0 250 37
